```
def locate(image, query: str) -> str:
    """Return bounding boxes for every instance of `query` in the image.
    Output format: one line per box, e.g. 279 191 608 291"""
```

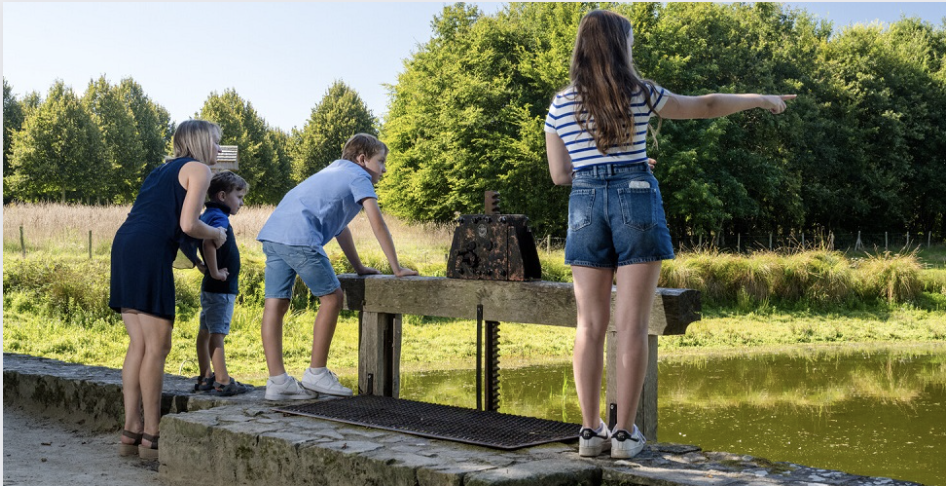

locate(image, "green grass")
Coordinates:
4 241 945 384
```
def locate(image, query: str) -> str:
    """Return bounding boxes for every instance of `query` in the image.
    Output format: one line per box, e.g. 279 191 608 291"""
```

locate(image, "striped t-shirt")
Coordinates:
544 84 669 169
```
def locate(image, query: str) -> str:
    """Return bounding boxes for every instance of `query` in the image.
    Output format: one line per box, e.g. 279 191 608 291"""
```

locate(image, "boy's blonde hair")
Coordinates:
341 133 387 163
208 170 248 198
173 120 222 165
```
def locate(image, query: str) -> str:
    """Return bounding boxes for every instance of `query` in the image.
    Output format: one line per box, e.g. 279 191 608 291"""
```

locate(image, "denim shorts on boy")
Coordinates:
262 241 340 299
565 162 675 268
199 292 236 335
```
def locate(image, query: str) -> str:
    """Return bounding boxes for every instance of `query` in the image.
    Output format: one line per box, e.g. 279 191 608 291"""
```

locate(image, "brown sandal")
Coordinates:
118 430 142 457
138 433 159 460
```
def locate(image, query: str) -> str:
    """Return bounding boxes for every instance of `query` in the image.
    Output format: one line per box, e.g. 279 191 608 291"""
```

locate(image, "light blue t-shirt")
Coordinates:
257 159 377 255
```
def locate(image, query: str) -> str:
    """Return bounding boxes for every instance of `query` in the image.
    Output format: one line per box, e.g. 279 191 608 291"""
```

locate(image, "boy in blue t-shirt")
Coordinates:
194 171 252 397
257 133 417 401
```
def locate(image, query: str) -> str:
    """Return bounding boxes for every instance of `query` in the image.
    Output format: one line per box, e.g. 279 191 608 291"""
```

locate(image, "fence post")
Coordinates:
769 233 772 251
20 225 26 258
89 230 93 259
906 232 910 249
801 233 805 249
546 235 551 255
737 233 741 253
885 232 888 251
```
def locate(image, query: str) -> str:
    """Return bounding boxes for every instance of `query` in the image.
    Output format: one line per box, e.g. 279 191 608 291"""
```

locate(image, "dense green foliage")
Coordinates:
292 80 377 182
6 81 106 202
1 79 374 205
5 78 171 203
199 89 293 205
378 2 946 239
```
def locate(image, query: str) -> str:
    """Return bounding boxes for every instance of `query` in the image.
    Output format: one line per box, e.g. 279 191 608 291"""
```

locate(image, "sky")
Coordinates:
3 2 945 133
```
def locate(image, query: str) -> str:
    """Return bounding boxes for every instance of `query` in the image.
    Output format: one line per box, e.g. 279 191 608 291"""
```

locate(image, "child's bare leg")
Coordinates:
209 333 229 384
612 261 661 433
262 297 290 376
196 329 211 378
310 287 343 368
571 266 615 430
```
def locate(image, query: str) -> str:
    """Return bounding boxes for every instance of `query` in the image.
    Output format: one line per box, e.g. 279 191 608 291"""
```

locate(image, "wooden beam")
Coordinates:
357 311 401 397
339 275 700 336
606 332 659 441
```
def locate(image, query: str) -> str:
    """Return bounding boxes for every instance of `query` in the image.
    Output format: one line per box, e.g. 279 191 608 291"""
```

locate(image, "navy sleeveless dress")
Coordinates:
109 157 198 321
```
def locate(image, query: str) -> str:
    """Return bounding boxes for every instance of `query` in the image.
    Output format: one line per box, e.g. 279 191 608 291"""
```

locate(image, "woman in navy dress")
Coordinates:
110 120 228 459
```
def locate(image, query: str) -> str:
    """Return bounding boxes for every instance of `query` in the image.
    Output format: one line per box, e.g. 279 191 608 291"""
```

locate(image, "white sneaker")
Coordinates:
264 375 318 401
578 422 611 457
611 425 646 459
301 368 353 397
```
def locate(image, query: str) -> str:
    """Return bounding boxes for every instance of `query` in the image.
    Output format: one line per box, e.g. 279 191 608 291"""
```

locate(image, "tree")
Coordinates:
293 80 376 183
4 79 25 177
82 76 144 202
199 89 292 205
118 78 173 189
4 78 26 202
7 81 105 202
379 3 582 236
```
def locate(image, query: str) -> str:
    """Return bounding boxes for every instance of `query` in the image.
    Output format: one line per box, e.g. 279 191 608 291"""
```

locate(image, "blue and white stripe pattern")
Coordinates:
544 85 669 169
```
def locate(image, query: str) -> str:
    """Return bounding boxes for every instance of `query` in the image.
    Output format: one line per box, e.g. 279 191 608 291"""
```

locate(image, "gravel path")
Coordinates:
2 405 161 486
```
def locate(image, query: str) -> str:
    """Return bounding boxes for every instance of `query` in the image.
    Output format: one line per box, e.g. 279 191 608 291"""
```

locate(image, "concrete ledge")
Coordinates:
2 352 264 432
3 353 924 486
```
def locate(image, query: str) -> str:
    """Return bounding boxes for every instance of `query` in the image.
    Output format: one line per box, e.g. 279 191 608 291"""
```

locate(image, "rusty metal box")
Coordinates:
446 214 542 281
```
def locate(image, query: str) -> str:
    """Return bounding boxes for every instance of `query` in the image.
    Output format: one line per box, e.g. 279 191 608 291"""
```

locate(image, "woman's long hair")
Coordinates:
172 119 222 165
570 10 659 153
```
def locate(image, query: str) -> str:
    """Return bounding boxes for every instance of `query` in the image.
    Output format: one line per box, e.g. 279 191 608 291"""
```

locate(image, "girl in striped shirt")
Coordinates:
545 9 794 459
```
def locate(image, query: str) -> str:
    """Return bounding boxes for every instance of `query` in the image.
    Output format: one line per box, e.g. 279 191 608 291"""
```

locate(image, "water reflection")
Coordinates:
398 344 946 486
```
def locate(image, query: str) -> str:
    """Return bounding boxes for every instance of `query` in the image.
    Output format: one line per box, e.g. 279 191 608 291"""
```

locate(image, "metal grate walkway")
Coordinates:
274 395 579 450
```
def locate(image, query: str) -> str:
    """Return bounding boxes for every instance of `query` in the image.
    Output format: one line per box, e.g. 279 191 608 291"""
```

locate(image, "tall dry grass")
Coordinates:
3 202 454 258
659 248 922 307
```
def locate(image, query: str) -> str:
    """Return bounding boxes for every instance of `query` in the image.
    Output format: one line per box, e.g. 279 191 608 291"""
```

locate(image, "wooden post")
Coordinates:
20 225 26 258
769 233 772 251
88 230 93 259
546 235 551 255
358 311 402 397
885 232 888 250
906 232 910 249
606 330 657 441
801 232 805 249
737 233 741 253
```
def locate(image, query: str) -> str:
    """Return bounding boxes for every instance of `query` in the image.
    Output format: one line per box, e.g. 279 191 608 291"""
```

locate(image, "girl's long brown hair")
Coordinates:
570 10 660 153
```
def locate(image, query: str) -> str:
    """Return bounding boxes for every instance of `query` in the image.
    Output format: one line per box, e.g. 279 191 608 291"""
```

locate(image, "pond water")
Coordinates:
397 344 946 486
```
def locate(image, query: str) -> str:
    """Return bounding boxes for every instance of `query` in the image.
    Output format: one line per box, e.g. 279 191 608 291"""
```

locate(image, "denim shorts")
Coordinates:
262 241 340 299
199 292 235 335
564 162 675 268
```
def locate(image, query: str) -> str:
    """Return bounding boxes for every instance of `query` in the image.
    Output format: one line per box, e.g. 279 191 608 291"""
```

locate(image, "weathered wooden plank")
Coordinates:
338 275 700 336
605 333 659 441
358 312 400 397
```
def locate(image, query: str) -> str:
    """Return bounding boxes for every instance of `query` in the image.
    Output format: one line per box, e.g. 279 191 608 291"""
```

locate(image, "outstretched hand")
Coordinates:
763 94 796 114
